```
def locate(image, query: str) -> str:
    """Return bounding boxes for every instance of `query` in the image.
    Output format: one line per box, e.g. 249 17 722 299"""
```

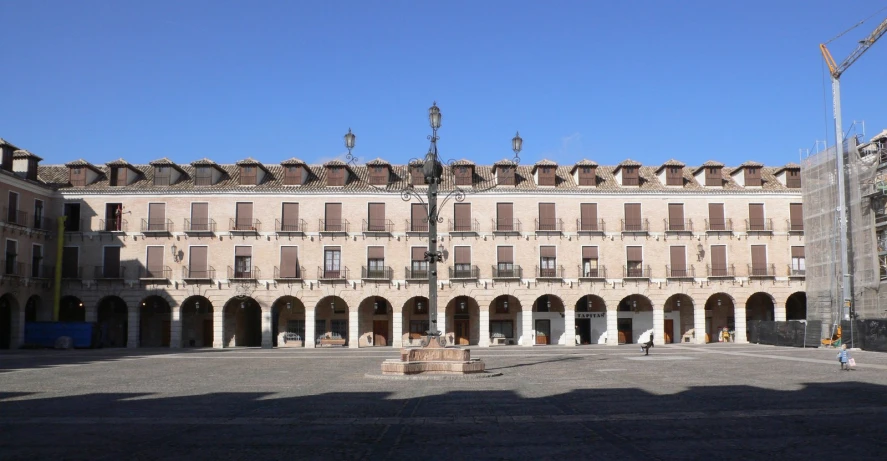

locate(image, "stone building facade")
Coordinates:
0 140 807 349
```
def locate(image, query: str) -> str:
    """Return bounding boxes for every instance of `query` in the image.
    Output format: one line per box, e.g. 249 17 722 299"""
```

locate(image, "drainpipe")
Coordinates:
53 216 66 321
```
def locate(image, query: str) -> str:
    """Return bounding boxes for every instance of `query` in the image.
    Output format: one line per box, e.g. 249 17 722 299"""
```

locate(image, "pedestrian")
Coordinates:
837 344 850 371
641 333 654 356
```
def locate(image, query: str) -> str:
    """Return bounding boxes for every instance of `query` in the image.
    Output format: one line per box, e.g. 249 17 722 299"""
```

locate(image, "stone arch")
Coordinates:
785 292 807 321
25 295 50 322
315 296 349 346
223 296 261 347
181 295 214 348
746 292 775 321
97 296 128 348
704 293 736 343
663 294 694 344
357 296 392 347
59 295 85 322
444 295 480 346
489 294 522 346
574 295 606 345
401 296 429 346
273 295 305 347
139 295 172 347
0 293 19 349
616 294 653 344
531 294 565 345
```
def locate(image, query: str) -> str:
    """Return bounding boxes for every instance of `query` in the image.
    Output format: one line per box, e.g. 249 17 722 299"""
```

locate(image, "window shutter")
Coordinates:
705 167 721 186
540 246 556 258
190 246 208 274
668 204 684 228
791 246 805 258
497 203 513 231
146 246 164 273
539 203 555 229
368 203 385 229
496 246 513 263
411 247 426 261
789 203 803 229
325 203 342 230
749 204 764 229
708 203 725 229
454 203 471 230
410 166 424 185
282 203 299 229
367 246 385 260
454 247 470 264
626 246 643 262
580 203 597 230
236 202 253 228
624 203 641 226
711 245 727 268
279 247 299 278
670 246 686 270
582 246 598 259
149 203 166 230
62 247 79 277
234 246 252 257
751 245 767 268
103 247 121 277
411 204 426 231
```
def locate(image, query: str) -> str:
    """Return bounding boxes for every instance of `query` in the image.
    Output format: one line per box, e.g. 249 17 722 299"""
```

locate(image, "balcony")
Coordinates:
3 207 29 228
140 266 171 281
576 219 606 234
535 265 564 280
319 219 349 234
64 218 86 233
142 218 173 234
707 264 736 278
745 218 773 234
492 219 522 235
317 266 349 281
183 266 216 281
492 265 522 279
274 265 304 281
61 267 83 280
99 218 128 233
230 219 261 234
3 260 25 277
747 264 776 278
405 266 429 281
664 219 693 234
228 266 260 281
33 216 55 232
362 219 393 235
621 219 649 234
623 265 652 279
535 218 563 234
276 218 306 234
185 218 216 234
448 219 479 234
30 264 54 279
449 265 479 280
788 265 805 278
666 265 696 279
406 219 429 234
361 265 393 281
94 265 126 280
786 220 804 234
705 218 733 233
578 265 606 280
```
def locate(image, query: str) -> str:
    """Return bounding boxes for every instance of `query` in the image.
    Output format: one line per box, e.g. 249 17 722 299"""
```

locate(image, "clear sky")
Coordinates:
2 1 886 167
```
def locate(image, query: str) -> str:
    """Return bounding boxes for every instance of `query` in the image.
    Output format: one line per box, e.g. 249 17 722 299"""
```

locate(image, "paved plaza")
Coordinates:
2 344 887 460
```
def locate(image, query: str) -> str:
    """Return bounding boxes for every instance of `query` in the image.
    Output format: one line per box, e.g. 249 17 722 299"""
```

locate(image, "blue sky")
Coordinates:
1 1 886 167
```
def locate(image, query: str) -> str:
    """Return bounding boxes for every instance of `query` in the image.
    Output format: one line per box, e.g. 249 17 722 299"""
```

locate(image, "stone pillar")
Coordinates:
733 302 748 344
261 304 273 349
213 306 223 348
774 300 786 322
13 300 25 348
652 305 665 346
437 309 446 339
479 308 490 347
564 309 576 346
85 303 97 322
348 309 359 348
522 309 533 346
128 305 140 348
392 311 403 348
694 304 706 345
305 308 316 348
606 307 619 346
170 306 181 349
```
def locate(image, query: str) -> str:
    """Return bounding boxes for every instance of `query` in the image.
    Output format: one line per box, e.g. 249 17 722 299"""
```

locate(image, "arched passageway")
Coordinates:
445 296 480 345
574 295 606 345
315 296 348 347
746 292 775 321
358 296 392 347
181 296 213 347
664 294 693 344
59 296 85 322
402 296 429 346
140 296 171 347
489 295 521 346
273 296 305 347
705 293 735 343
97 296 128 348
786 292 807 321
224 297 261 347
25 295 51 322
616 294 652 344
0 294 16 349
532 295 565 345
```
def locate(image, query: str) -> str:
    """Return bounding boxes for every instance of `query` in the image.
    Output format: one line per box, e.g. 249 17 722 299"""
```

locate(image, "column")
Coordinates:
606 307 619 346
694 304 706 344
212 306 223 348
437 309 446 340
774 301 786 322
652 305 665 346
522 309 533 346
305 308 316 348
85 303 97 322
170 306 182 349
733 302 748 344
13 300 24 349
392 310 403 348
564 309 576 346
348 308 359 348
479 308 490 347
128 305 140 348
261 305 273 349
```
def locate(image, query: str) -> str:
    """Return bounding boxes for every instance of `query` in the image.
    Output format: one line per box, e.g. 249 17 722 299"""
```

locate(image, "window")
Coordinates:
103 246 121 278
190 202 209 231
279 247 300 278
453 246 471 278
750 245 768 276
147 203 166 231
582 246 599 277
791 247 805 275
748 203 765 231
626 246 643 277
453 203 472 232
331 320 348 340
708 203 726 231
327 166 346 186
146 246 165 278
669 246 688 277
411 247 428 278
705 167 721 186
496 203 514 231
315 319 327 338
454 166 473 186
105 203 123 231
110 167 127 187
409 165 425 186
189 246 209 279
31 244 43 278
497 166 515 185
235 202 253 230
283 166 302 186
281 203 300 232
666 167 683 186
710 245 728 276
234 246 252 278
62 247 79 278
539 246 556 277
240 166 257 185
409 320 428 339
286 320 305 341
5 239 17 275
324 247 341 278
69 167 86 187
7 191 19 225
154 166 171 186
744 167 761 187
324 203 343 232
621 167 639 186
63 203 81 232
786 169 801 188
624 203 642 231
33 200 44 229
410 204 427 232
789 203 803 231
195 166 213 186
368 166 388 185
667 204 685 231
578 166 596 186
538 203 556 231
366 246 385 278
580 203 598 231
496 246 515 276
490 321 513 339
367 203 386 232
537 166 556 186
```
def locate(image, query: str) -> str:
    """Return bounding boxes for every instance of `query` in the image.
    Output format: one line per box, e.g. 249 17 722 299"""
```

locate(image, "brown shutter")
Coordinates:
280 247 299 278
282 203 299 230
539 203 555 220
454 203 471 229
284 166 302 185
325 203 342 230
668 204 684 229
497 203 513 231
103 247 121 277
626 246 642 262
705 167 721 186
749 203 764 229
791 246 805 258
708 203 725 229
751 245 767 268
190 246 208 274
410 166 424 185
454 247 470 264
540 246 556 258
582 246 598 259
789 203 803 229
411 247 426 261
625 203 641 229
236 202 253 227
580 203 597 230
670 246 686 270
146 246 164 273
497 246 513 263
367 246 385 259
498 166 514 185
149 203 165 224
235 246 252 258
368 203 385 229
710 244 726 266
191 203 208 229
745 167 761 186
411 204 426 231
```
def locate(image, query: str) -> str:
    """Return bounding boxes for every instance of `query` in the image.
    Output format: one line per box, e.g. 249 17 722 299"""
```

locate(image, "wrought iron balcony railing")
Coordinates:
361 265 393 280
30 264 54 279
535 218 563 233
228 266 260 280
3 260 25 277
319 219 349 233
406 219 428 233
62 266 82 279
405 266 429 280
666 265 695 278
623 265 652 279
317 266 349 281
34 216 55 232
745 218 773 233
142 218 173 233
664 219 693 233
449 265 479 279
577 265 606 279
99 218 128 232
448 218 478 234
362 219 393 234
185 218 216 233
786 219 804 233
788 265 805 278
140 266 172 280
492 265 522 279
230 219 260 233
64 218 85 233
707 264 736 278
705 218 733 232
3 207 28 227
747 263 776 278
94 265 126 280
276 218 306 233
576 219 605 233
621 219 649 233
183 266 216 280
492 219 522 233
535 265 564 279
274 265 304 280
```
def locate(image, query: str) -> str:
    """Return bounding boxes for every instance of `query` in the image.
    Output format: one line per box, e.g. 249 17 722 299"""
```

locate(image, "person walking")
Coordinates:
837 344 850 371
641 333 654 356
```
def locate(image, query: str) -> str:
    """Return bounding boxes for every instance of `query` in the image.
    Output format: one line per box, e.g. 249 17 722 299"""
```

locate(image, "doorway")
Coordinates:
454 317 470 345
373 320 389 346
577 318 591 345
0 301 10 349
203 319 213 347
664 319 674 344
535 319 550 345
618 318 633 344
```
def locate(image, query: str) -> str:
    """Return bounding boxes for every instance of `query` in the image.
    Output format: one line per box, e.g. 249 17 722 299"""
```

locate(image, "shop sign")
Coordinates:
576 312 605 319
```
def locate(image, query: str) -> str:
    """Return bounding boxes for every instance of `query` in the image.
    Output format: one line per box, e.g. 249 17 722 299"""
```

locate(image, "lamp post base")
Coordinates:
380 335 487 376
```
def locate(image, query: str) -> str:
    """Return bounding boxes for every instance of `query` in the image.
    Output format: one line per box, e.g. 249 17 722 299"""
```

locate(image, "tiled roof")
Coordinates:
323 159 347 167
692 160 725 174
531 159 557 174
740 160 764 167
492 159 517 172
655 159 685 174
570 159 598 173
64 159 102 172
235 157 266 168
0 138 20 150
613 158 642 174
149 157 187 174
773 162 801 175
191 158 219 166
106 158 132 167
365 157 391 167
13 149 42 161
451 159 475 167
280 157 306 166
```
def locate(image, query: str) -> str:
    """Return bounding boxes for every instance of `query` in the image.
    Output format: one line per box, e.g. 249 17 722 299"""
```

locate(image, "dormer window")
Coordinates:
410 165 425 186
666 167 683 186
195 166 213 186
538 167 556 186
705 167 721 186
284 166 302 186
327 166 346 186
454 166 472 186
744 167 762 187
497 166 515 185
110 167 127 187
622 167 639 186
368 166 388 185
154 166 170 186
70 167 86 187
240 166 257 185
578 166 596 186
786 169 801 188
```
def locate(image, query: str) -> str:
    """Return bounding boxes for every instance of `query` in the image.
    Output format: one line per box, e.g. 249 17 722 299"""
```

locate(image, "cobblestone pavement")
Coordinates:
2 344 887 460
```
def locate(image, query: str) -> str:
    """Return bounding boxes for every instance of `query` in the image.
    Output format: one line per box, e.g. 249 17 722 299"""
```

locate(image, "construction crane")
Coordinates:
818 16 887 324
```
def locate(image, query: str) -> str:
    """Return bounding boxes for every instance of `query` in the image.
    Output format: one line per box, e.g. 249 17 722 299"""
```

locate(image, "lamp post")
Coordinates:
423 102 444 338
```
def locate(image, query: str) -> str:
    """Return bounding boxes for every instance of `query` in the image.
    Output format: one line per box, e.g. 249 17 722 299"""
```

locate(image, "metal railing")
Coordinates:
747 263 776 277
492 265 522 279
185 218 216 233
535 265 564 279
30 263 54 279
745 218 773 232
405 266 428 280
664 219 693 232
62 266 82 279
449 265 479 279
319 219 349 233
3 259 25 277
274 266 304 280
34 216 55 232
276 218 306 233
705 218 733 232
448 218 478 233
492 219 522 233
142 218 173 233
361 265 392 280
788 265 805 277
535 218 563 232
99 218 128 232
140 266 172 280
183 266 215 280
94 265 126 279
577 265 606 279
3 207 28 227
317 266 349 280
362 219 393 233
406 219 428 233
707 264 736 278
576 219 605 233
623 265 651 278
230 219 261 232
228 266 260 280
786 219 804 233
621 219 649 233
666 265 695 278
64 218 85 233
